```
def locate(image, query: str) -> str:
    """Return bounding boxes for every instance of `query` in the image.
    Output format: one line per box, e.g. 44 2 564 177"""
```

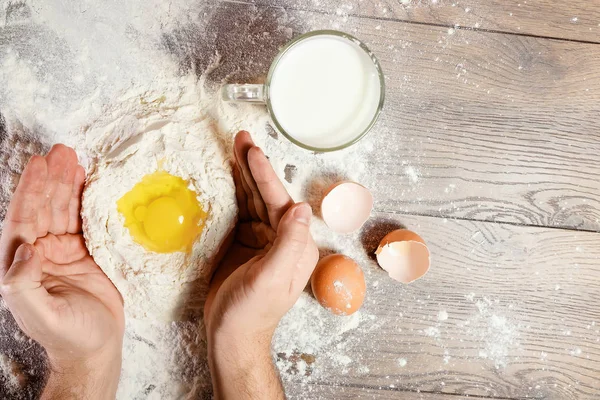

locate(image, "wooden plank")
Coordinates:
249 0 600 43
277 212 600 399
285 381 477 400
357 19 600 231
199 2 600 230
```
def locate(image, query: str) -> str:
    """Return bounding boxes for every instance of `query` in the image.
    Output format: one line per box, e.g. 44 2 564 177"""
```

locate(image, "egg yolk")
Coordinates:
117 171 206 253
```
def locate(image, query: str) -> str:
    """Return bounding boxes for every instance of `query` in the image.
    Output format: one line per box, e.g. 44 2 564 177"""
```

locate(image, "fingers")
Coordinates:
3 155 47 234
36 145 69 235
236 222 276 249
40 255 98 278
259 203 317 283
0 155 48 280
34 234 89 265
0 243 54 335
67 165 86 233
0 144 85 281
234 131 269 223
41 145 81 235
234 131 294 231
232 161 250 222
247 146 294 231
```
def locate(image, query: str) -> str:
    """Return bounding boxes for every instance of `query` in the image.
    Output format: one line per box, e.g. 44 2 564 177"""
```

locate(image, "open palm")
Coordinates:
0 145 124 361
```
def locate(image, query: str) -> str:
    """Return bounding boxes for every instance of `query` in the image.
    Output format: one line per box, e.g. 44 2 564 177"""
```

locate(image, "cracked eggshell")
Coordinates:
310 254 366 316
321 181 373 234
375 229 430 284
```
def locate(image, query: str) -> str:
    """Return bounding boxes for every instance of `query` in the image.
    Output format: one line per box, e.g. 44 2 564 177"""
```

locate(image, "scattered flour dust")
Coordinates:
418 295 520 371
0 353 25 394
424 326 440 338
404 165 420 184
0 0 375 398
273 296 361 371
437 310 449 321
462 295 520 369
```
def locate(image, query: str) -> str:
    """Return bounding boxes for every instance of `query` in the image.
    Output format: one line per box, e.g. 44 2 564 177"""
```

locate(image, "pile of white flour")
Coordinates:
82 75 238 322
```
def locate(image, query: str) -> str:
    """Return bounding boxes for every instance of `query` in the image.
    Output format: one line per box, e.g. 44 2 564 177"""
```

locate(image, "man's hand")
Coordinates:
204 131 319 400
0 145 124 399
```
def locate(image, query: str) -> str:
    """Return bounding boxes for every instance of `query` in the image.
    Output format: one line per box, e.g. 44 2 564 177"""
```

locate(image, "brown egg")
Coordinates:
311 254 366 315
375 229 430 284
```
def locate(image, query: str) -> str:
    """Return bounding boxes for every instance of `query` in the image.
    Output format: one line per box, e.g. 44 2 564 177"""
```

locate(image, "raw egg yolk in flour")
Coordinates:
117 171 206 253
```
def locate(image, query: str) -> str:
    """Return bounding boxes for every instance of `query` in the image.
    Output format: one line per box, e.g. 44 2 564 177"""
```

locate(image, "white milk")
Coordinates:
268 35 382 149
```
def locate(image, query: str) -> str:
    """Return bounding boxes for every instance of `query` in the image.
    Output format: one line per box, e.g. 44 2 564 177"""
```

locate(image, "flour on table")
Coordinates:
437 310 448 321
0 353 25 394
461 296 520 369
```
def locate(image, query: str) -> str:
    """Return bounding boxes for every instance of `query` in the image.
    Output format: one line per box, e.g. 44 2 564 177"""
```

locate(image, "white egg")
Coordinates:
321 181 373 234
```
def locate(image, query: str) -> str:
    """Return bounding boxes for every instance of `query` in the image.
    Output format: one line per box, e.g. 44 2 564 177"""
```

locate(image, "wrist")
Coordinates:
44 346 122 400
208 328 273 367
208 329 283 400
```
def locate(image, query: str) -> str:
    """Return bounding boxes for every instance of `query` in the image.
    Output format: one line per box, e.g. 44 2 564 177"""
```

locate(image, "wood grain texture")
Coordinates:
278 212 600 399
209 1 600 231
361 20 600 231
249 0 600 43
285 381 477 399
160 4 600 396
296 10 600 231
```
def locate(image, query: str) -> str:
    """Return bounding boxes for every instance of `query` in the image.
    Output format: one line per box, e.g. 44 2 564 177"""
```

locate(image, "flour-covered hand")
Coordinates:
0 145 124 399
204 131 319 400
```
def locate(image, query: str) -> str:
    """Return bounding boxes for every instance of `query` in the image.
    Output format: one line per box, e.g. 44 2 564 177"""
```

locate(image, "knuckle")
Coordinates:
51 201 70 212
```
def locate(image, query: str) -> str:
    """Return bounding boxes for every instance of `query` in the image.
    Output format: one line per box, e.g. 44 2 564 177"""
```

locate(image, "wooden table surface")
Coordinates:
231 0 598 399
1 0 599 399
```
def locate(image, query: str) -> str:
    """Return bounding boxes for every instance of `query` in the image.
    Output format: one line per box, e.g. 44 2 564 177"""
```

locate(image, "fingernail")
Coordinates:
13 244 32 264
293 203 312 225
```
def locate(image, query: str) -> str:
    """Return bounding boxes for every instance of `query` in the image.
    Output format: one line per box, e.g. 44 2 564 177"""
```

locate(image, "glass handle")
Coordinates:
222 84 266 103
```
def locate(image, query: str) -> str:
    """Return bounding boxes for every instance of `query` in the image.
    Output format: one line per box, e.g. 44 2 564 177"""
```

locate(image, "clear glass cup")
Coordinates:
222 30 386 152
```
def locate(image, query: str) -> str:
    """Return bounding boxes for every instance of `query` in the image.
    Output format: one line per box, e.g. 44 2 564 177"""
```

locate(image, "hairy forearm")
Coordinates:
42 352 122 400
209 332 285 400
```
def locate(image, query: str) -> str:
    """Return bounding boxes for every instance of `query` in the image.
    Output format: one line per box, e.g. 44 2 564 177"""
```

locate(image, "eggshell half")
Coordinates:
321 181 373 234
375 229 430 283
311 254 366 315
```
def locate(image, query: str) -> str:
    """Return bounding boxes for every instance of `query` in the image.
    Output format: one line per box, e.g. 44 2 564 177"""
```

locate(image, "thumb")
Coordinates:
260 203 314 279
2 243 42 291
1 243 53 334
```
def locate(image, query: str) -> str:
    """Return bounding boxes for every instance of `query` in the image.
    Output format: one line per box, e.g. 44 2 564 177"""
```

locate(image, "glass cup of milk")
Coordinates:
222 30 385 152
